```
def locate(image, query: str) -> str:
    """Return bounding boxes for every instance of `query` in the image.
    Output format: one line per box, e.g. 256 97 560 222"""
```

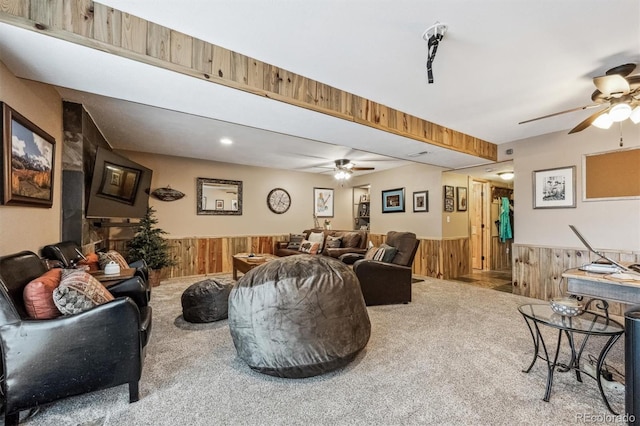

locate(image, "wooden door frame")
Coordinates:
469 178 492 271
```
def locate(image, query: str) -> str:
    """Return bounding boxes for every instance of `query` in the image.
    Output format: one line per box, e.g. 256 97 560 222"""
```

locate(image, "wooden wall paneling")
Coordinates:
1 0 28 17
207 237 223 274
170 29 192 67
146 22 170 60
30 0 53 26
64 0 92 37
247 58 264 89
230 51 248 85
92 3 121 46
276 67 294 98
212 44 231 79
513 245 540 297
192 38 212 74
195 238 208 275
121 12 147 54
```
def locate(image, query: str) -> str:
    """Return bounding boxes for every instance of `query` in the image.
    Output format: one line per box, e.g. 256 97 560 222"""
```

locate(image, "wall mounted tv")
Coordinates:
86 147 152 219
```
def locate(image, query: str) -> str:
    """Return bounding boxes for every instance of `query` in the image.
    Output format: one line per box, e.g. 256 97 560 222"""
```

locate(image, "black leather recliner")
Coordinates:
351 231 420 306
41 241 151 302
0 251 151 426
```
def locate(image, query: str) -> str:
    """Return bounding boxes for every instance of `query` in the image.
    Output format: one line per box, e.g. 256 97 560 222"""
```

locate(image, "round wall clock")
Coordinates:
267 188 291 214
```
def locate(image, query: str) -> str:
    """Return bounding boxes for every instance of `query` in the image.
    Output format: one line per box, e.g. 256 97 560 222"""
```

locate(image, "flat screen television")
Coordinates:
86 147 152 219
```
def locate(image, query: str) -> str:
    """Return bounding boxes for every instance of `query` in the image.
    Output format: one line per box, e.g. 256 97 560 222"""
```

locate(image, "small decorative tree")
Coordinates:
128 206 174 286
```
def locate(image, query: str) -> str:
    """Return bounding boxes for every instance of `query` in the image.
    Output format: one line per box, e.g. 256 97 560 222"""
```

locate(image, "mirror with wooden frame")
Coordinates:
197 177 242 215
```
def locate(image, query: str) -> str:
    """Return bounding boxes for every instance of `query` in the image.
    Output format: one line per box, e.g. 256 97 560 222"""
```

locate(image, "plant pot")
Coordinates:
149 269 162 287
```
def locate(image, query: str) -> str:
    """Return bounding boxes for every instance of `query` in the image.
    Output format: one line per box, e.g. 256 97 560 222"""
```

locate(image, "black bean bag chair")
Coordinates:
228 255 371 378
182 278 232 323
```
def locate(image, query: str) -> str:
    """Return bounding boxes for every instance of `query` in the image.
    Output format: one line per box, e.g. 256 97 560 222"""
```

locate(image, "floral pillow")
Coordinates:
98 250 129 270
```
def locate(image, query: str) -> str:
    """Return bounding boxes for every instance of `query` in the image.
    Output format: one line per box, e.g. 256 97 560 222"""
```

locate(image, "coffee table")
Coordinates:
89 267 136 288
232 253 277 280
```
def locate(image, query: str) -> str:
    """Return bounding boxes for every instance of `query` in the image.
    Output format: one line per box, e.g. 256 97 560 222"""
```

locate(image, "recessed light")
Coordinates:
220 138 233 145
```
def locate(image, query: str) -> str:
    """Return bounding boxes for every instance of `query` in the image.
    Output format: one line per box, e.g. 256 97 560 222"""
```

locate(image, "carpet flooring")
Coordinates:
17 274 626 425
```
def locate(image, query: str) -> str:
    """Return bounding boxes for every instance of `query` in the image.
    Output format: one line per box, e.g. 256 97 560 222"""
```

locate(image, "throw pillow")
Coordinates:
342 232 362 248
364 246 390 262
23 269 62 319
298 239 320 255
53 270 114 315
379 243 398 263
78 252 100 271
308 231 325 252
325 235 342 248
364 246 379 260
287 233 305 250
98 250 129 270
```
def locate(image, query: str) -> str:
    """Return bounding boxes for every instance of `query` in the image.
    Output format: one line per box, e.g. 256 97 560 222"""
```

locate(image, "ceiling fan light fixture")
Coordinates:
334 170 351 180
498 171 514 181
609 103 632 122
592 113 613 129
630 106 640 124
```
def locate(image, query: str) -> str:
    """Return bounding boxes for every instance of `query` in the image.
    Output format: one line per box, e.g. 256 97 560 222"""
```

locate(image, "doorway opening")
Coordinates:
445 161 514 292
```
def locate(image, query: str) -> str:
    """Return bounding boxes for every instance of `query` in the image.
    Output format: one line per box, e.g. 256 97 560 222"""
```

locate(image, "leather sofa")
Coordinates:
274 229 368 258
351 231 420 306
41 241 151 304
0 251 151 425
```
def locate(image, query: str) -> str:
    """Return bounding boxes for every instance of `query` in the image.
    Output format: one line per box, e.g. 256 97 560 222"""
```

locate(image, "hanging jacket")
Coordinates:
499 197 513 242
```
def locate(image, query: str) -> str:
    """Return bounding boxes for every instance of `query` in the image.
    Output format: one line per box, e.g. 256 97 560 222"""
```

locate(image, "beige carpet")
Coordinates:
17 273 626 425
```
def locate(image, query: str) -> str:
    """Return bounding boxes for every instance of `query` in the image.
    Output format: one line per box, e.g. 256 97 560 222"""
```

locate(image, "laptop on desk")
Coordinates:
569 225 631 274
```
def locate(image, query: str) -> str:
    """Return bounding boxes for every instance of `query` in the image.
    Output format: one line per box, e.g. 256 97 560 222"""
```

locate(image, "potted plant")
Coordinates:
127 206 174 287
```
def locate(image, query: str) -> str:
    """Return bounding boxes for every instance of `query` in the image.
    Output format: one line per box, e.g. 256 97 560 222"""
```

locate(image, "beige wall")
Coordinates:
120 151 353 238
501 123 640 252
350 162 446 239
441 172 469 238
0 61 62 256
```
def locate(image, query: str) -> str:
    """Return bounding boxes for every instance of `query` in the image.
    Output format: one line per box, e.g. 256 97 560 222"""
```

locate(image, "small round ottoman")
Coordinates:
228 255 371 378
181 278 232 323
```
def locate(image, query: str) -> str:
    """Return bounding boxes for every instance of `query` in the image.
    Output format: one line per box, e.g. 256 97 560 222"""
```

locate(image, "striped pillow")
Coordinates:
98 250 129 270
53 270 114 315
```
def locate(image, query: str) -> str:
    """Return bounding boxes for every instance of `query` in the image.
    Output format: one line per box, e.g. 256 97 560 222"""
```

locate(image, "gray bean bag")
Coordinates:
182 278 231 323
228 255 371 378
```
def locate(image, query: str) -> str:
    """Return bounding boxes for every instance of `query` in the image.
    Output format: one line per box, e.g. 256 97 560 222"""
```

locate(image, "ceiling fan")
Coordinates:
520 63 640 134
333 159 375 180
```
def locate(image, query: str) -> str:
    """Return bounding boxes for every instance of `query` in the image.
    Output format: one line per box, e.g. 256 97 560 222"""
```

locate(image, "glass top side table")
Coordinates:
518 303 624 414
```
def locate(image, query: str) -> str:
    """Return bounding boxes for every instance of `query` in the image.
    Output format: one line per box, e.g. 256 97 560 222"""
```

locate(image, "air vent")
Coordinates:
407 151 430 157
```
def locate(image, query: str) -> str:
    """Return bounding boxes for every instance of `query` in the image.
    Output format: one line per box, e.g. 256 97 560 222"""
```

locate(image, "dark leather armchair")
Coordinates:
42 241 151 302
352 231 420 306
0 251 151 426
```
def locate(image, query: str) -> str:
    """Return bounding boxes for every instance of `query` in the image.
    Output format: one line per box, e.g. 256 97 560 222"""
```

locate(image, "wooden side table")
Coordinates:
232 254 276 280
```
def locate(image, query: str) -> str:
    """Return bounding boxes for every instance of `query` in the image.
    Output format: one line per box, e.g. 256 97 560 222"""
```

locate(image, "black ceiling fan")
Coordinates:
519 63 640 134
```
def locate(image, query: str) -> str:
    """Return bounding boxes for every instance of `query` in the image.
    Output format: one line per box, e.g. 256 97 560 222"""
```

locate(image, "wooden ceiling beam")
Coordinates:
0 1 497 161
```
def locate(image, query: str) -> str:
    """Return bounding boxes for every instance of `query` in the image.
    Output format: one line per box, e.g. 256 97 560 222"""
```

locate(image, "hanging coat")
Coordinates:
499 197 513 242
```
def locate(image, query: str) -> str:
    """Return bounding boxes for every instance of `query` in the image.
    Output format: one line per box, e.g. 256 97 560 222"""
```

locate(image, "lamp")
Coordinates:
498 171 514 181
609 103 632 122
334 170 351 180
592 113 613 129
630 106 640 124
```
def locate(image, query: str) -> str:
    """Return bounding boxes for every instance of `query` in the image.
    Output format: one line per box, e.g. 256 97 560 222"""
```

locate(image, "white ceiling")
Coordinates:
1 0 639 176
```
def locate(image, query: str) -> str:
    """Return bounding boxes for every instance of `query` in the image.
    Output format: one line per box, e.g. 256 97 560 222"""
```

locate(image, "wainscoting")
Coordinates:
513 244 640 316
109 233 471 281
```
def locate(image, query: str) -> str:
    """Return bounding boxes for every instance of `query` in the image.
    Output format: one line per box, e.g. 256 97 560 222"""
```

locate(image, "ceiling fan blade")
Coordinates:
568 107 610 134
351 167 375 171
593 74 630 97
518 104 599 125
605 63 636 77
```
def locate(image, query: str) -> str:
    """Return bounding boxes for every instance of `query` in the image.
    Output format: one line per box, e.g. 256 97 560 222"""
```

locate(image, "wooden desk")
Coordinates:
563 268 640 305
89 268 136 287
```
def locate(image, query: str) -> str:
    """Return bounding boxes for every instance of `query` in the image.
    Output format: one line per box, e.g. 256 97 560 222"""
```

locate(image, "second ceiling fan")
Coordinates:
520 63 640 133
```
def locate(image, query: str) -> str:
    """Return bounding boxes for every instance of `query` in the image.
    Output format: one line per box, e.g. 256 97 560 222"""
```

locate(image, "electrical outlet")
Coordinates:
446 216 450 223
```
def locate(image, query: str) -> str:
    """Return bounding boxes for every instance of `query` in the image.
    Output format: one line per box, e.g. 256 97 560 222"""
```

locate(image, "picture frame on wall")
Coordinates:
532 165 576 209
1 102 55 207
382 187 405 213
413 190 428 212
314 187 334 217
444 197 454 212
456 187 468 211
444 185 454 199
215 199 224 210
97 161 141 205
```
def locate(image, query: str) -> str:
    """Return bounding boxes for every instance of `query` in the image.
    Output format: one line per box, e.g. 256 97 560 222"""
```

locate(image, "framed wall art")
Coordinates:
413 190 428 212
1 103 55 207
382 187 405 213
314 187 334 217
215 199 224 210
444 185 454 199
444 197 454 212
456 187 468 211
532 166 576 209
